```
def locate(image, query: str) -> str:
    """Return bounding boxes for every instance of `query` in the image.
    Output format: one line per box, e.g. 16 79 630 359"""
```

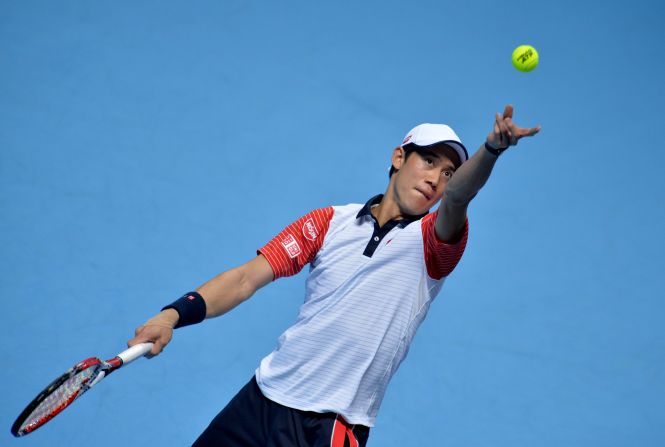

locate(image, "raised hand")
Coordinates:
486 104 541 150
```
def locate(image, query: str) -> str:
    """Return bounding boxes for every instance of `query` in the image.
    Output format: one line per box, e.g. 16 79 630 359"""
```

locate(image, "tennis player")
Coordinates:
128 104 540 446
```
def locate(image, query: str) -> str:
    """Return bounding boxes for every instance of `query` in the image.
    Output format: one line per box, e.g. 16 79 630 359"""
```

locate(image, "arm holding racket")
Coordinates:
128 254 274 356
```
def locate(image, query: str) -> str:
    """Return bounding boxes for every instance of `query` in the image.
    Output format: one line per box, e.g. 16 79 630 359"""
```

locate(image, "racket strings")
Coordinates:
20 367 96 433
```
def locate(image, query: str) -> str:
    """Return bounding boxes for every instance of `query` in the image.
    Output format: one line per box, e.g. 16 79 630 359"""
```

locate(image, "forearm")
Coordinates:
130 259 270 355
143 268 250 329
443 144 499 206
143 256 272 331
196 266 255 318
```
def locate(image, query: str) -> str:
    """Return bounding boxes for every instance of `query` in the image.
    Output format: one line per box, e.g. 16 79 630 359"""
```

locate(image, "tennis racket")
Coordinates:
11 342 154 437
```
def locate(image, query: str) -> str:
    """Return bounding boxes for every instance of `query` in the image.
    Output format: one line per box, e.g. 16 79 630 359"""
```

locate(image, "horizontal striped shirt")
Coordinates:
256 195 468 426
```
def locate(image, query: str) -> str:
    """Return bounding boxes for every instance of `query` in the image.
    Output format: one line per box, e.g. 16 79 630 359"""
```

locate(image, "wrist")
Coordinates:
161 308 180 326
484 141 508 156
161 291 207 329
144 308 180 329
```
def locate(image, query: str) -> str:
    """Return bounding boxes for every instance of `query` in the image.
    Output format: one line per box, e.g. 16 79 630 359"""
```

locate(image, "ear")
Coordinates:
391 147 405 172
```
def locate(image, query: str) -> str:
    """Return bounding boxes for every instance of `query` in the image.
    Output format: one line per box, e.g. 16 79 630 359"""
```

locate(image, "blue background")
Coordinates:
2 1 664 445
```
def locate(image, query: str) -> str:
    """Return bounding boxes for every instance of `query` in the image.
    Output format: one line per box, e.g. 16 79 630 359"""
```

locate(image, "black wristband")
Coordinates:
484 142 508 156
162 291 207 329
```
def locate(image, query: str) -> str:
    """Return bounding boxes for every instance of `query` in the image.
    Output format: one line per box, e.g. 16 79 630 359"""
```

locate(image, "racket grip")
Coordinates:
118 342 154 365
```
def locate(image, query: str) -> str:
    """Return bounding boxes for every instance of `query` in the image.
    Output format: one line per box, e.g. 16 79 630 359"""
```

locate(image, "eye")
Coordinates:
424 158 435 166
442 170 453 178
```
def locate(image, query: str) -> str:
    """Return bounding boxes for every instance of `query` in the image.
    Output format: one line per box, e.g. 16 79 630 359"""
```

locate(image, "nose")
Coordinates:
425 171 439 190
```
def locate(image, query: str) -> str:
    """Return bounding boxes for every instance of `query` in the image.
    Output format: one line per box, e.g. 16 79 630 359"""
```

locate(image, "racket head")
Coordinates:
11 357 103 437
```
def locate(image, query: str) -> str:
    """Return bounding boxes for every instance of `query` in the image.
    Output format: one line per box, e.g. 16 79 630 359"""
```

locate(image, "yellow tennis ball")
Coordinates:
512 45 539 72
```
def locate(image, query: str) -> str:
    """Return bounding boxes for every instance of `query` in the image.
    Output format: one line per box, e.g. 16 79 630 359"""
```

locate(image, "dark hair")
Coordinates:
388 146 439 178
389 144 460 178
389 147 414 178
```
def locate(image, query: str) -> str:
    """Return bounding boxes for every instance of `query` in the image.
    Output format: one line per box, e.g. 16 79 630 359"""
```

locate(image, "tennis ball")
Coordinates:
512 45 539 72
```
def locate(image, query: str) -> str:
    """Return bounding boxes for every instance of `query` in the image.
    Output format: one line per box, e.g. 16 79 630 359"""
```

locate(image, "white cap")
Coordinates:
401 123 468 168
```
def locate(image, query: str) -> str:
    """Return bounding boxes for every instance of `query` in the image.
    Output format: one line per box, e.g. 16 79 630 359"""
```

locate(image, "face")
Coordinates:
390 145 457 215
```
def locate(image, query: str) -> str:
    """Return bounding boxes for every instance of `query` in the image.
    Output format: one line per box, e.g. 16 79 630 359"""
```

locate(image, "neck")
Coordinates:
371 187 405 227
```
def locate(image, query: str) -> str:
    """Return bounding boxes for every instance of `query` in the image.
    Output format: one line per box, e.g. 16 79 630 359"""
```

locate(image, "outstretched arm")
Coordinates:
127 254 274 356
198 254 274 317
435 105 541 242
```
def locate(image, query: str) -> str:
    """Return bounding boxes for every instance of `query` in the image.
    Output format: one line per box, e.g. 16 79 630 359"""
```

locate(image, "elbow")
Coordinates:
236 266 258 303
442 188 470 209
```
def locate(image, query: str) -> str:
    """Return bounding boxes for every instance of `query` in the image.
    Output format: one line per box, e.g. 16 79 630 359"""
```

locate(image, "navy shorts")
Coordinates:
192 376 370 447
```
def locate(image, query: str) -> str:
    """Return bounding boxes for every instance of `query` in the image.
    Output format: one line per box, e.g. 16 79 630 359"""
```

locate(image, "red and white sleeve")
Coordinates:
421 211 469 280
257 207 334 280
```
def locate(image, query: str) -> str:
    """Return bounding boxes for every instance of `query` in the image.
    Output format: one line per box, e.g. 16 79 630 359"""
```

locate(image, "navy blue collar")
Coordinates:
356 194 428 228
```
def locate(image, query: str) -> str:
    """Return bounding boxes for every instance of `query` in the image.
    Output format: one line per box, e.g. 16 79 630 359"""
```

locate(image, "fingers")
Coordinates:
495 112 512 146
504 116 541 144
523 125 541 137
128 336 166 358
487 113 509 149
128 334 146 349
488 117 501 148
488 106 540 149
504 117 519 145
128 324 173 358
493 116 501 138
146 341 165 358
513 124 541 140
128 326 144 348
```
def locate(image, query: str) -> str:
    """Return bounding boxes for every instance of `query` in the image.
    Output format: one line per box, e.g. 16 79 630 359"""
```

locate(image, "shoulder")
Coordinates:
331 203 364 216
420 209 469 280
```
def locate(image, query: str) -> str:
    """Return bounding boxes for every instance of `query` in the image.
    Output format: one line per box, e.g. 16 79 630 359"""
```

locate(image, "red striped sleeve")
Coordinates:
257 207 334 280
421 210 469 280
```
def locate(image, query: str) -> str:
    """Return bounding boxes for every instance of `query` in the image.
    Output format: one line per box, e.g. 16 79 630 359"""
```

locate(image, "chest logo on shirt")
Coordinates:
302 218 319 241
281 234 302 258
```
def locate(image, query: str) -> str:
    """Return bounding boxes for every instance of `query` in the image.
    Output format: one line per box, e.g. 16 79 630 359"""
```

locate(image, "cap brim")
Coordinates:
403 141 468 168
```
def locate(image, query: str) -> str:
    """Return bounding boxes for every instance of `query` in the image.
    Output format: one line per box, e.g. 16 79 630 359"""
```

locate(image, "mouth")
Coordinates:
415 188 432 201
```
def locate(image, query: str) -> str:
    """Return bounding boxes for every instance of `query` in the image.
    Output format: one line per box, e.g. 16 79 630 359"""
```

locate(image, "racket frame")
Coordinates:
11 343 152 437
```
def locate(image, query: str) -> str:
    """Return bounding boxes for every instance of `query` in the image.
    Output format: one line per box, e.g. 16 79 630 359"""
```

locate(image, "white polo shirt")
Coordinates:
255 194 468 427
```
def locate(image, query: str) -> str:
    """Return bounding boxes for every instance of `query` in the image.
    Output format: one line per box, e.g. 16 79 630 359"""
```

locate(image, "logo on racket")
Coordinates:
281 234 301 258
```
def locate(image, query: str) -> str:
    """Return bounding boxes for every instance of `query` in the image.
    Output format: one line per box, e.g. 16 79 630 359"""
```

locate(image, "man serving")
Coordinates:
128 104 540 446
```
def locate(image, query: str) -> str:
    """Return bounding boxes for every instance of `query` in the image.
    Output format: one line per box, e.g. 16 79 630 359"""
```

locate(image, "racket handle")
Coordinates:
118 342 154 365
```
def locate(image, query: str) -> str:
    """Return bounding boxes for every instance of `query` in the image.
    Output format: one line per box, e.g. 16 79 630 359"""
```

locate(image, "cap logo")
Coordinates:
402 134 412 144
281 234 301 258
302 218 319 241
